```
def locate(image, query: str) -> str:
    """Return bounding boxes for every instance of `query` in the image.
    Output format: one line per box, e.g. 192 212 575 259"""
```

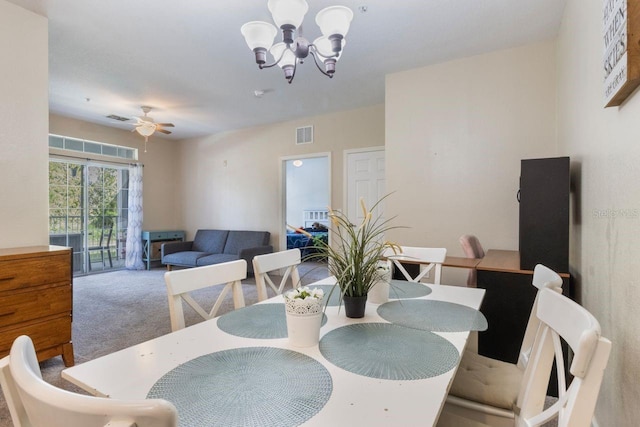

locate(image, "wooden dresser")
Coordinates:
0 245 74 366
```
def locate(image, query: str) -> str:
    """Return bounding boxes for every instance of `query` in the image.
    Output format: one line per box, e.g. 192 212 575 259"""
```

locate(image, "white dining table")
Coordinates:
62 277 485 427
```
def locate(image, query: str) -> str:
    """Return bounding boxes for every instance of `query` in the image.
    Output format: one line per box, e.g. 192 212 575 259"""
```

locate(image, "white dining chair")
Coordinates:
164 259 247 331
252 249 302 301
385 246 447 284
438 287 611 427
446 264 563 426
0 335 177 427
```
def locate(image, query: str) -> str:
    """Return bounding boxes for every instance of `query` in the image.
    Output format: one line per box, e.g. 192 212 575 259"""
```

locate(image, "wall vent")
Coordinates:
106 114 131 122
296 126 313 144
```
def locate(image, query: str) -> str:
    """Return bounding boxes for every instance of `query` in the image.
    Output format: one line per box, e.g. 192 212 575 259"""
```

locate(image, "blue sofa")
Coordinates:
161 229 272 274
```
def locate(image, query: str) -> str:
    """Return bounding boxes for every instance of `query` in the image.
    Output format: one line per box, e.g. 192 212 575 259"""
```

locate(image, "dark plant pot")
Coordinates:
343 295 367 318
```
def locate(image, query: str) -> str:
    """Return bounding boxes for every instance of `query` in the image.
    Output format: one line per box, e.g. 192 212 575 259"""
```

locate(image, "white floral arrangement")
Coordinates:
376 261 392 282
283 287 324 315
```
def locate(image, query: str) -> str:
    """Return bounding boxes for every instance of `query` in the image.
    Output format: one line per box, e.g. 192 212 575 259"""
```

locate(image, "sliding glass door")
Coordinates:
49 160 129 275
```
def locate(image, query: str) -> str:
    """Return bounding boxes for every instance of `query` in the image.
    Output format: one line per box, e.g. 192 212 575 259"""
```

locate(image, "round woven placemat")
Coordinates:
319 323 459 380
377 300 488 332
217 303 326 339
147 347 332 427
388 279 432 299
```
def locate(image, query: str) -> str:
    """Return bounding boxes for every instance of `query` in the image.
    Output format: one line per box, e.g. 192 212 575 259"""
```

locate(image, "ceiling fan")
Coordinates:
131 106 174 151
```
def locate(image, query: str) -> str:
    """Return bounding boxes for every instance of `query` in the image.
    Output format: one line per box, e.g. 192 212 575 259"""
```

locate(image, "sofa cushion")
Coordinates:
193 230 229 253
163 251 211 266
223 231 270 255
196 253 239 266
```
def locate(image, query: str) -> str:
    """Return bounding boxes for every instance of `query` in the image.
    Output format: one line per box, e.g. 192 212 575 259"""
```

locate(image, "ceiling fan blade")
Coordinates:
157 129 172 135
157 123 175 127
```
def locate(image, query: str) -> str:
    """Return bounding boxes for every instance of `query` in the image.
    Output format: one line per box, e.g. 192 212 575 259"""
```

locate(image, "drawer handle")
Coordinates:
0 276 16 282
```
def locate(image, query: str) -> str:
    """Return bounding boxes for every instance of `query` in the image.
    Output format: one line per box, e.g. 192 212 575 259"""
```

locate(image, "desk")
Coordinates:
63 277 485 426
141 230 185 270
476 250 570 364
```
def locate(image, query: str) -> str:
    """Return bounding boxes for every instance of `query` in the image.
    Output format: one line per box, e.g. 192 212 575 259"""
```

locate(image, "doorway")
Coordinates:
48 160 130 275
280 153 331 259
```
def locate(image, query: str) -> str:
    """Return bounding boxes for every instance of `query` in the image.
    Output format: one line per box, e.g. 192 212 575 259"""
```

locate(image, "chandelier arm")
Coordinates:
309 50 334 78
258 45 290 70
288 59 298 84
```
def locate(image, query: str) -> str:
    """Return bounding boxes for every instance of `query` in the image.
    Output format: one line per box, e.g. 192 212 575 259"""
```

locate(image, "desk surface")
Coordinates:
62 277 485 426
477 250 570 277
443 256 482 269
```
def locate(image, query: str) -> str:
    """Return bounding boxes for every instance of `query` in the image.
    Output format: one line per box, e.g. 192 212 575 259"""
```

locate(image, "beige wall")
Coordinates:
49 114 181 231
557 1 639 425
385 41 558 285
176 104 384 248
0 1 49 248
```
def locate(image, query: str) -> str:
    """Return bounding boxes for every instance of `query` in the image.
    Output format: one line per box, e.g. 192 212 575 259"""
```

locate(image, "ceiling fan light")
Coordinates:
315 6 353 39
241 21 278 51
267 0 309 29
135 123 156 137
270 42 296 68
313 36 346 61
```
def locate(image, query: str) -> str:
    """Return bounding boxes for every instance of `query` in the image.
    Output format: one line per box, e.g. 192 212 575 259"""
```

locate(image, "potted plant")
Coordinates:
283 286 324 347
304 195 402 318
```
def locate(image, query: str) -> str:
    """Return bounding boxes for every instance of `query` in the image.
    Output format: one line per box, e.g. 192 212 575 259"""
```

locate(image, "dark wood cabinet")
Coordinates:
0 245 74 366
519 156 570 272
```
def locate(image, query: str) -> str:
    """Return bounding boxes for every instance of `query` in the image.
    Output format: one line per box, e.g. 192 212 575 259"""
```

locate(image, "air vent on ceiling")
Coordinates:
106 114 131 122
296 125 313 145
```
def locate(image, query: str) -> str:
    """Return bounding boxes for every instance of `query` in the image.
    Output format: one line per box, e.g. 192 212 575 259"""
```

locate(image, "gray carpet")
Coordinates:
0 263 328 427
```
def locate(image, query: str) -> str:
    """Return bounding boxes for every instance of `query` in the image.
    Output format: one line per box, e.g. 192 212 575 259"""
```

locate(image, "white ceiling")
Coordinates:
9 0 567 140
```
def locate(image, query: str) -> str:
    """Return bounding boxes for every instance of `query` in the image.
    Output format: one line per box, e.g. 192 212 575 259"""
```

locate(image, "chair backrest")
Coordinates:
517 264 564 369
516 289 611 427
0 335 177 427
252 249 301 301
386 246 447 284
105 225 113 247
458 234 484 286
164 260 247 331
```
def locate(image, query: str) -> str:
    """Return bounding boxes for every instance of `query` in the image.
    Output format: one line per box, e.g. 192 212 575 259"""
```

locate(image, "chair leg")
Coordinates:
107 247 113 267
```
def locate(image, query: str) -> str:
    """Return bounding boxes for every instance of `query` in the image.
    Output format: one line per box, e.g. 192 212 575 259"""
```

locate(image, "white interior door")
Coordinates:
345 147 385 225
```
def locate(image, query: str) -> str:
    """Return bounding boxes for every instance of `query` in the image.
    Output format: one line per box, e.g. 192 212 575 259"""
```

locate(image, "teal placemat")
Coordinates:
377 300 488 332
217 303 326 339
388 279 432 299
319 323 459 380
148 347 332 427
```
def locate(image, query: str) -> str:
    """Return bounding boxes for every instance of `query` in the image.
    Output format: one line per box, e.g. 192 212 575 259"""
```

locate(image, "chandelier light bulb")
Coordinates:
315 6 354 40
313 36 346 61
267 0 309 29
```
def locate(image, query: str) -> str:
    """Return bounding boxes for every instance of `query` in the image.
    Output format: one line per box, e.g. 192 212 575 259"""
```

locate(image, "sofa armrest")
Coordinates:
238 245 273 274
162 241 194 258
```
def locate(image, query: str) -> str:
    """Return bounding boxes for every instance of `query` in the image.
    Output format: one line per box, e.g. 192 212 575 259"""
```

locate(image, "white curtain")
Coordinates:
125 164 145 270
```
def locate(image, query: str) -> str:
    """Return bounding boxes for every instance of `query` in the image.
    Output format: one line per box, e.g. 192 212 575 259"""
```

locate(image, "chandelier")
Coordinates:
241 0 353 83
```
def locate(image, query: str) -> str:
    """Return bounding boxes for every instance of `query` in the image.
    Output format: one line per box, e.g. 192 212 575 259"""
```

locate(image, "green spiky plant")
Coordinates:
299 194 403 299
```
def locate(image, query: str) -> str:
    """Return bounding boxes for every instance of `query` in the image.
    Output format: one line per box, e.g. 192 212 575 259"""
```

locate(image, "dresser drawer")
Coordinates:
0 254 70 292
0 315 71 357
0 285 72 329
